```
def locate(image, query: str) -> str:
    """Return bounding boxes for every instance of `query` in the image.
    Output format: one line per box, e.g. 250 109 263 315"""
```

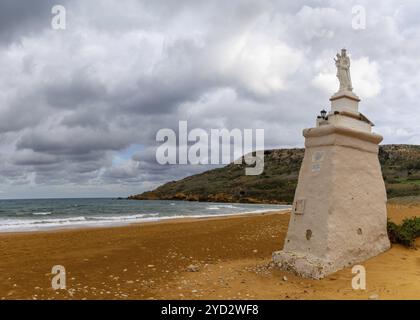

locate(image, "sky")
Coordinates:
0 0 419 199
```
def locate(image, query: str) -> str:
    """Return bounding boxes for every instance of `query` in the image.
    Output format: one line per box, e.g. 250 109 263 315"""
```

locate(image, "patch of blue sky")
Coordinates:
112 144 144 166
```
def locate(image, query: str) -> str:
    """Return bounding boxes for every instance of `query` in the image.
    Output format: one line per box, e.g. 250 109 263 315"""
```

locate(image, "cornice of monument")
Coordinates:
303 124 383 144
329 90 361 102
329 110 375 126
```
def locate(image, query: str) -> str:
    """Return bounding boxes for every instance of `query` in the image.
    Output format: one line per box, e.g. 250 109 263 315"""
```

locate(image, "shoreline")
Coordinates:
0 209 291 235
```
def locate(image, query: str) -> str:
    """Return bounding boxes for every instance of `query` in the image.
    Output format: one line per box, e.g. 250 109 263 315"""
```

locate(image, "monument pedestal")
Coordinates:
273 125 390 279
273 82 390 279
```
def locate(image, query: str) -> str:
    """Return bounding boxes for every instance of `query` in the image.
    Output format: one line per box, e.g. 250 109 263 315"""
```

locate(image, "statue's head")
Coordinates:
341 48 347 56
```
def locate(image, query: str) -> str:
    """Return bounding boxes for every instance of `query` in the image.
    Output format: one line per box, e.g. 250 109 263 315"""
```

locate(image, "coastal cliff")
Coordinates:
129 145 420 204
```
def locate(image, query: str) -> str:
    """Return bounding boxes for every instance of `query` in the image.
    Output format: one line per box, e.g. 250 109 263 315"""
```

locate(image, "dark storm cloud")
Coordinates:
60 108 110 130
12 150 58 166
0 0 67 45
44 71 108 110
16 127 132 155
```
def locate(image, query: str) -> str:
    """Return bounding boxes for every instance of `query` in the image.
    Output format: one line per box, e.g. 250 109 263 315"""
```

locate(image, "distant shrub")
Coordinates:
385 179 402 184
407 175 420 181
406 161 420 171
387 217 420 247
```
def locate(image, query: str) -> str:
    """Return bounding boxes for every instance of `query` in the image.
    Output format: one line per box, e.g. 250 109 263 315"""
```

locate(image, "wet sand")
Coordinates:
0 204 419 300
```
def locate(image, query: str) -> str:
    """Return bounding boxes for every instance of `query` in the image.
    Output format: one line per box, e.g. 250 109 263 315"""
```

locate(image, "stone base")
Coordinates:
272 250 334 279
272 238 390 279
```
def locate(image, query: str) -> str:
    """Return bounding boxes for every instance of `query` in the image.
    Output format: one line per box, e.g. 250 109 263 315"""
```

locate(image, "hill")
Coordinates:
129 145 420 204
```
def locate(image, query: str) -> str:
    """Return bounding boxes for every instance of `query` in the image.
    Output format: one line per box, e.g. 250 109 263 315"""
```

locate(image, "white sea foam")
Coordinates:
207 204 240 210
207 206 221 210
32 212 52 216
89 213 159 221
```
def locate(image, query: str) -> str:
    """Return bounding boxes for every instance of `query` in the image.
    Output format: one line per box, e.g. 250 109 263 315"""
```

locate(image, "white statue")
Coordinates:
334 48 353 92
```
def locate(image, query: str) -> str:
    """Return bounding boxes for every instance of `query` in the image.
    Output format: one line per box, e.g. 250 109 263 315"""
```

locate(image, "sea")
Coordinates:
0 198 291 233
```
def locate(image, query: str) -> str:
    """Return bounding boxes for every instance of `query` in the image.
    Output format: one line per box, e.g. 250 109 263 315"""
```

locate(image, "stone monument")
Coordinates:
272 49 390 279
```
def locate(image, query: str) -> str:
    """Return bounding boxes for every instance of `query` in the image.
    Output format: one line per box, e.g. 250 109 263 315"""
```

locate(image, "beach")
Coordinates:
0 203 419 300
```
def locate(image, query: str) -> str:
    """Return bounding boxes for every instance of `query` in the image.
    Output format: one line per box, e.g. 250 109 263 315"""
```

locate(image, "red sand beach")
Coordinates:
0 203 419 300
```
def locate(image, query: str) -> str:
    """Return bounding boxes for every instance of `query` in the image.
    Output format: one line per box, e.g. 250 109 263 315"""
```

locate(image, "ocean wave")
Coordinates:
89 213 159 221
221 204 239 209
206 204 240 210
206 206 221 210
32 212 52 216
4 216 86 224
0 214 162 232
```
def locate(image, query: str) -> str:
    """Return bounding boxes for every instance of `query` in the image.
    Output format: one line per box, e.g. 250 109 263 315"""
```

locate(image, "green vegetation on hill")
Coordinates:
129 145 420 204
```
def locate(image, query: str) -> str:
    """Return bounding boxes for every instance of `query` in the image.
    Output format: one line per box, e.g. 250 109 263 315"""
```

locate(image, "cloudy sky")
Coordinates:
0 0 419 199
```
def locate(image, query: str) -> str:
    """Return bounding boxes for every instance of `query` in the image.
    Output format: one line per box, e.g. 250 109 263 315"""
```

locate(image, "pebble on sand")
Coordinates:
186 264 200 272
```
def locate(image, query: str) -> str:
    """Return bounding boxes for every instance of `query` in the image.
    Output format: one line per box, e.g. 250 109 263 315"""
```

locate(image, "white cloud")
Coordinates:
311 64 337 96
294 6 342 40
221 28 304 95
351 57 381 98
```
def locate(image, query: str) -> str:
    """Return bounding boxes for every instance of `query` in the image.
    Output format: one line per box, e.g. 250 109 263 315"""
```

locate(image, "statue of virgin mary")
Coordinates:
334 48 353 92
